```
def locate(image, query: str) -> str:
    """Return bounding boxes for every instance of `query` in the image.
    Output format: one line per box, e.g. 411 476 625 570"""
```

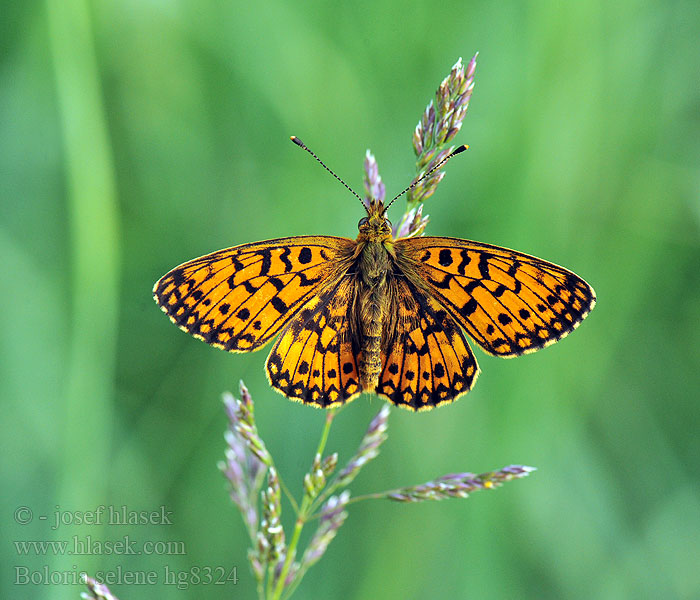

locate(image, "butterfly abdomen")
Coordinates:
356 241 392 391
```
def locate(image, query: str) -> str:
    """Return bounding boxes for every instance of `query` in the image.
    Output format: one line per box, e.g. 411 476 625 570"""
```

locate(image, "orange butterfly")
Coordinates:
154 139 595 411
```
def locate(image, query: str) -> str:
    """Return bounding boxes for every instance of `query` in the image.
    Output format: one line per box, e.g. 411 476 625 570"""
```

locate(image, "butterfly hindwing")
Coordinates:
376 278 479 410
398 237 596 357
266 277 361 408
153 236 354 352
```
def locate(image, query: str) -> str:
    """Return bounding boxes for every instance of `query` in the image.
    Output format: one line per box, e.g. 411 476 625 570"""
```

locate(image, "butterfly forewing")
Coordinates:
376 278 480 410
399 237 596 357
266 276 361 408
153 236 354 352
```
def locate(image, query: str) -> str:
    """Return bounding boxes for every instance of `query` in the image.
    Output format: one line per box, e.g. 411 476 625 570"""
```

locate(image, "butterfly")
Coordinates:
154 138 595 411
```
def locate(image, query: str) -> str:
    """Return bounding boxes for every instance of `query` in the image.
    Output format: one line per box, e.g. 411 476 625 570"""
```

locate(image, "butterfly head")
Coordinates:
358 199 393 242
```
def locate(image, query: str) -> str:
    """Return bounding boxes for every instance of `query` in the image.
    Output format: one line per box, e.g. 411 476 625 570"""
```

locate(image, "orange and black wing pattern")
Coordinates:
398 237 596 357
266 276 361 408
153 236 354 352
376 278 479 411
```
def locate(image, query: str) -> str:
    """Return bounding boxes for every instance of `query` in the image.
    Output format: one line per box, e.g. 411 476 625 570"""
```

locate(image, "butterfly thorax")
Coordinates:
353 200 396 391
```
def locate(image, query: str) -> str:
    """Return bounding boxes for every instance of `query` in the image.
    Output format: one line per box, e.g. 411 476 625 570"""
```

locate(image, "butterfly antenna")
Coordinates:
290 136 367 211
382 144 469 214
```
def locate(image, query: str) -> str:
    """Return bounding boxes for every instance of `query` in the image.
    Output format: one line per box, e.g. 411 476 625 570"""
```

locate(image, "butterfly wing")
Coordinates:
376 278 479 411
153 236 355 352
266 276 361 408
397 237 596 356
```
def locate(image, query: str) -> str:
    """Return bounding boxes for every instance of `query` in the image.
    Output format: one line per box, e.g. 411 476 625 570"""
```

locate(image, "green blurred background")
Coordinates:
2 1 699 598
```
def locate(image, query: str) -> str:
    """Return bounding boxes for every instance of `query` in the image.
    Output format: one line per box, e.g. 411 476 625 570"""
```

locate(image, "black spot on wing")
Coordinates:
478 251 492 279
259 249 272 276
497 313 512 325
298 247 312 264
269 277 285 292
457 249 471 275
459 298 478 317
279 247 292 271
297 272 323 287
271 297 288 313
427 273 453 290
438 249 453 267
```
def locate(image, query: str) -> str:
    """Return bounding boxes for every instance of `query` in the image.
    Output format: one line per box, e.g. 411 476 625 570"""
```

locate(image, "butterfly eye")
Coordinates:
358 217 369 228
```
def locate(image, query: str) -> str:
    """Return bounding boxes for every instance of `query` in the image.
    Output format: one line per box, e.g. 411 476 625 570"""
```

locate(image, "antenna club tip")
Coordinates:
454 144 469 154
290 136 305 147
